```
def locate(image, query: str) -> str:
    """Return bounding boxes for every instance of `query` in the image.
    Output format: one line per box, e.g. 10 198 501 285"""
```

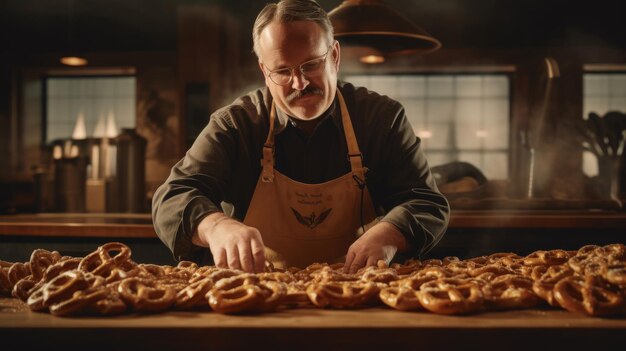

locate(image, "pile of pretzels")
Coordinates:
1 242 625 317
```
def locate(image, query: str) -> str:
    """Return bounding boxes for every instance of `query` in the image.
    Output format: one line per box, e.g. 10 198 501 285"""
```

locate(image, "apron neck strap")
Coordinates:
262 89 366 182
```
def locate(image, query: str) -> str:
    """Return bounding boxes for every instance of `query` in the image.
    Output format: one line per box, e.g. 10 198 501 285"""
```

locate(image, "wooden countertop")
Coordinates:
1 298 624 350
0 211 625 238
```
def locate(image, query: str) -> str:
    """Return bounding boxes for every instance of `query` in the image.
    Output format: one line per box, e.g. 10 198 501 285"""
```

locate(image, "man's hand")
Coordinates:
343 221 408 274
193 212 266 273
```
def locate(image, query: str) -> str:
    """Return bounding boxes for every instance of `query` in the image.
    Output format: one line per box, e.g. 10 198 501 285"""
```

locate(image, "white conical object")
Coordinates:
93 113 106 138
105 111 118 138
71 112 87 139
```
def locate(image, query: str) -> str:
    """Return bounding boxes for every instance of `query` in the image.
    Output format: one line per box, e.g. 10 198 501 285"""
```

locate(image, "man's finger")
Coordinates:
226 246 242 271
343 250 356 273
213 248 228 268
251 238 266 273
238 243 255 273
348 252 367 274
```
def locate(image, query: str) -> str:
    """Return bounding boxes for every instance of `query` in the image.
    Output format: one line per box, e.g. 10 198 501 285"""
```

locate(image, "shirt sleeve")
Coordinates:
369 101 450 258
151 111 236 260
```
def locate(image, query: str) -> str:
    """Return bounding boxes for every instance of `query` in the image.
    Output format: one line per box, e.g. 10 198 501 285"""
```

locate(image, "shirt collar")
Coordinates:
267 88 342 134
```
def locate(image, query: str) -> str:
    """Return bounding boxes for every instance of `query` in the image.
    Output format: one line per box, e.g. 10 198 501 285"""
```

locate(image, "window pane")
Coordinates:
344 73 511 179
46 76 136 143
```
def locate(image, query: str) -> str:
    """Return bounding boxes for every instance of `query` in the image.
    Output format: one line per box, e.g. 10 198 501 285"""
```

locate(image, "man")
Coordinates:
152 0 449 274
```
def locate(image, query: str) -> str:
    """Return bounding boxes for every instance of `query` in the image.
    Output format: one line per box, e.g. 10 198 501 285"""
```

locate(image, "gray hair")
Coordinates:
252 0 334 58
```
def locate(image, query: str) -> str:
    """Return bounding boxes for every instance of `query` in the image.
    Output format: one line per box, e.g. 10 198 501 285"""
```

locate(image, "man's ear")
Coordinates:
332 40 341 70
258 61 270 86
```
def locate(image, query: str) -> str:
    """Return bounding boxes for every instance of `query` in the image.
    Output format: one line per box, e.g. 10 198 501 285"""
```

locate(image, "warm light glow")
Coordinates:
72 112 87 139
476 130 488 138
417 130 432 139
60 56 88 66
360 55 385 64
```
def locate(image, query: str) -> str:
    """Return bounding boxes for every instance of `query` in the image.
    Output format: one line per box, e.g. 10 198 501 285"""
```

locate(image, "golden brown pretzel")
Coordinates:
118 277 177 313
42 258 82 282
0 267 11 294
42 270 91 306
379 286 424 311
306 281 379 308
417 278 484 315
256 280 288 312
79 242 132 277
7 262 31 286
482 274 541 310
12 278 38 301
602 261 626 286
206 274 265 314
531 264 573 307
522 249 570 266
86 288 128 316
175 277 214 310
359 266 399 285
29 249 62 281
49 285 110 317
390 258 421 275
554 275 624 316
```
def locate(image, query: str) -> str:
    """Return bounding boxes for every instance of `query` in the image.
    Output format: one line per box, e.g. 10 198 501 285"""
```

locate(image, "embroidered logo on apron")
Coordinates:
291 208 332 229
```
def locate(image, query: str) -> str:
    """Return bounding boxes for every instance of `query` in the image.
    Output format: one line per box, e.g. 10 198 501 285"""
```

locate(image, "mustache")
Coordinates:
286 86 324 103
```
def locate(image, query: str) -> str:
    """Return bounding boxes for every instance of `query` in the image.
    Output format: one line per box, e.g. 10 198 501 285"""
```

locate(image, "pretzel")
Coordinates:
26 285 47 312
43 270 91 306
310 266 359 283
390 273 438 290
12 278 38 301
176 260 199 271
256 280 288 312
413 266 459 280
417 278 484 315
594 244 626 262
49 285 110 317
29 249 62 281
42 258 82 282
173 278 213 310
554 275 624 316
486 252 522 265
306 281 379 308
7 262 31 286
206 274 265 314
482 274 541 310
469 263 515 278
602 261 626 286
359 266 399 285
379 286 424 311
85 288 128 315
118 277 177 313
0 267 11 294
522 249 570 266
257 271 296 284
283 282 311 306
79 242 131 277
390 259 421 275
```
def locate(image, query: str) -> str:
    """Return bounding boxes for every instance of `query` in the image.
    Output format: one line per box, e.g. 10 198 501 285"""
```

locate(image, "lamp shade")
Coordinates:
328 0 441 56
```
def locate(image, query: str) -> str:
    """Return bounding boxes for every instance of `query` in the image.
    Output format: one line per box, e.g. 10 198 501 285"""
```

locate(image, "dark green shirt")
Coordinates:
152 81 449 263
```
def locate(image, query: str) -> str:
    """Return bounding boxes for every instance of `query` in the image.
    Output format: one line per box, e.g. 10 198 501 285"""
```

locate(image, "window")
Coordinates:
45 76 136 143
345 74 511 179
582 72 626 177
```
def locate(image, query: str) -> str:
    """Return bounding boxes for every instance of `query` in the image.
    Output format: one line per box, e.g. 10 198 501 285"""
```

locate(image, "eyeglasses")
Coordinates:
264 44 333 86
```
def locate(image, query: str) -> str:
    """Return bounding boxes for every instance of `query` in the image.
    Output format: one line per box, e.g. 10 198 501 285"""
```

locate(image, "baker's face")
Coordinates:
257 20 340 120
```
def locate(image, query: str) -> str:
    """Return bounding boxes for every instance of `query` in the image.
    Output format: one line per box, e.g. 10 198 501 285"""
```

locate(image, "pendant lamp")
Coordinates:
328 0 441 61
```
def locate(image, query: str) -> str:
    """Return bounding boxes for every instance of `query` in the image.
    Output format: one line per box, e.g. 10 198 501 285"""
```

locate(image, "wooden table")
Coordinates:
1 298 624 350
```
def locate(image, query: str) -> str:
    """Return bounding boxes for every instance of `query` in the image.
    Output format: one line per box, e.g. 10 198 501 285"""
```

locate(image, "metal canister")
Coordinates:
114 128 147 213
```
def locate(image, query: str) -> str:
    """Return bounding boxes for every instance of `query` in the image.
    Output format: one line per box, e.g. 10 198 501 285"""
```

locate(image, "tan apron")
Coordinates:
243 91 378 269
